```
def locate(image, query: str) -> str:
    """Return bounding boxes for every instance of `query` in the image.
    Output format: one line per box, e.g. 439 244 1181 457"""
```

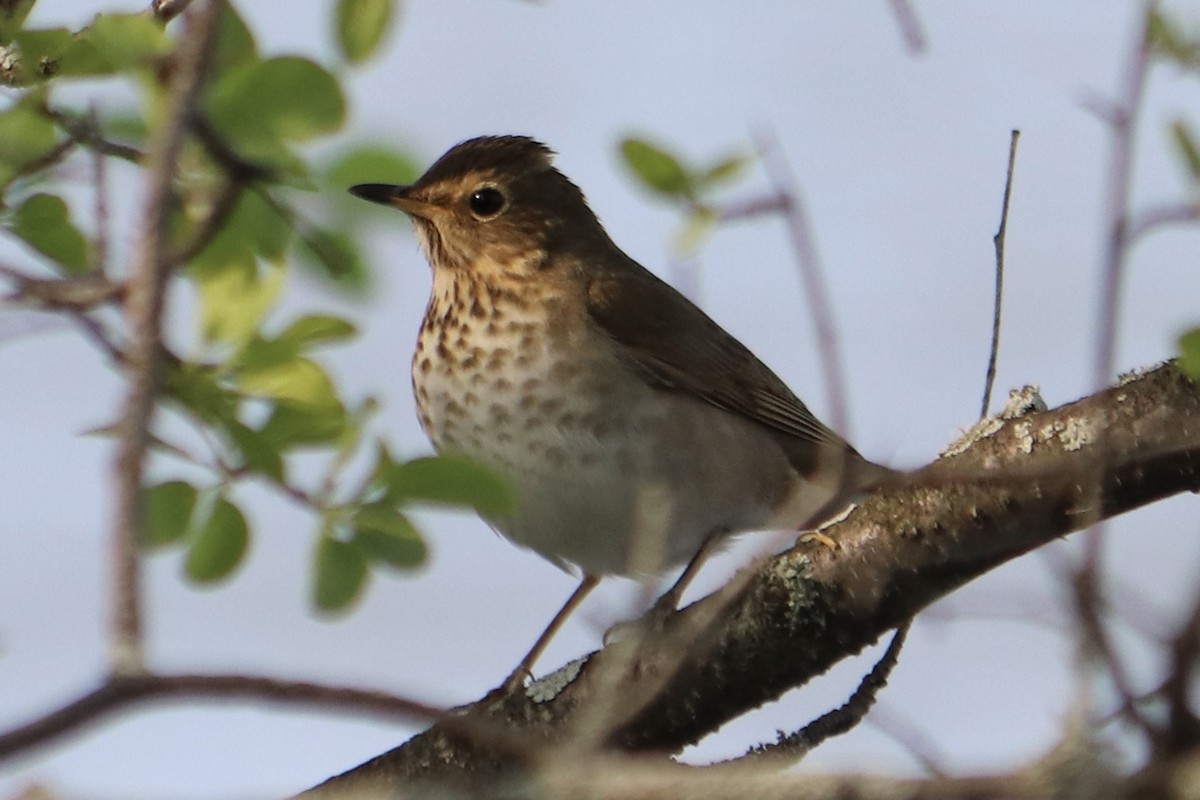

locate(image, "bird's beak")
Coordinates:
348 183 446 221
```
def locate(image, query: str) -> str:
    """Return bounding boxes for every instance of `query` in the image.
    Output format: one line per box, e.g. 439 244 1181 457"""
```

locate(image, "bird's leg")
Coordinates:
500 573 600 693
652 531 724 612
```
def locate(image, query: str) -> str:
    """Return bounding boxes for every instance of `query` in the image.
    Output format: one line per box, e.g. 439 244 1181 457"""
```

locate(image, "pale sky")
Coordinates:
3 2 1200 798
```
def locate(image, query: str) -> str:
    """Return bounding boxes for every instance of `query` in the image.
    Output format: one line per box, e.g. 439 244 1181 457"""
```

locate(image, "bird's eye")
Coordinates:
468 186 506 219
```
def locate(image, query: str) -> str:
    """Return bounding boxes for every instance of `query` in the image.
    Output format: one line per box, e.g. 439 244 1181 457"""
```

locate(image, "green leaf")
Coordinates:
234 334 299 371
8 28 75 82
336 0 397 64
194 256 285 346
1179 329 1200 380
234 314 356 370
208 56 346 146
295 227 367 290
698 153 750 187
354 529 426 569
324 144 420 189
191 190 293 270
1171 120 1200 181
673 206 718 255
165 361 238 424
313 536 368 612
1148 9 1200 68
0 0 37 43
99 109 147 147
382 455 515 518
226 421 285 482
237 356 339 408
141 480 198 548
620 137 694 200
185 496 249 583
211 0 258 74
59 13 171 77
10 193 90 273
278 314 358 348
0 102 61 183
259 401 348 448
352 504 426 568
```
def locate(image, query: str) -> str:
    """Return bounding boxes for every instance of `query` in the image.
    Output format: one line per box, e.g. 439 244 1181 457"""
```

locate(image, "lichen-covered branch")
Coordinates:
304 363 1200 796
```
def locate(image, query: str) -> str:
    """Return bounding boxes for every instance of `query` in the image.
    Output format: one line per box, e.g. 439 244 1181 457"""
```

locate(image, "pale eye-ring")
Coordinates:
468 186 506 219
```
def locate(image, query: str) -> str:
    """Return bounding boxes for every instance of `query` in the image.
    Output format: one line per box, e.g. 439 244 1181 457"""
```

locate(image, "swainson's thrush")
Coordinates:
350 135 894 685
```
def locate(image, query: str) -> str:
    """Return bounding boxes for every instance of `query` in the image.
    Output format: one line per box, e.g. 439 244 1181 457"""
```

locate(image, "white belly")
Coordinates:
414 323 812 574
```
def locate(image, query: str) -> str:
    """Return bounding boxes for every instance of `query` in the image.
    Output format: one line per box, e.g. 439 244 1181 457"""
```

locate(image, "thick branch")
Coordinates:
304 363 1200 796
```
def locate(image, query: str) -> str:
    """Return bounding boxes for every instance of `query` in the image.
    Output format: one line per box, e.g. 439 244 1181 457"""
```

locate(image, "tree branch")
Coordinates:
303 362 1200 796
0 673 444 762
106 0 221 675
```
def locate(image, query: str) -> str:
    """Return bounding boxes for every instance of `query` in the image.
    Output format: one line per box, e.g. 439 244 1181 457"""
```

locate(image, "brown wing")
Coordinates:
585 257 849 452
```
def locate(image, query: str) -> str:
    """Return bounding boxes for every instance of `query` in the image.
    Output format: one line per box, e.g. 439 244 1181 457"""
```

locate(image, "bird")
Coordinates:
349 135 894 688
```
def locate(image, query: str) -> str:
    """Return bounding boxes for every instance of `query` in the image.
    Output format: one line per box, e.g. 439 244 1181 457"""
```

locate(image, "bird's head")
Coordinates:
350 135 608 278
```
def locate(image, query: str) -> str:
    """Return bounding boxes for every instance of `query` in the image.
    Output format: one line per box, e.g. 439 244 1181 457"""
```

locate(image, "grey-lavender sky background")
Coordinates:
4 2 1200 797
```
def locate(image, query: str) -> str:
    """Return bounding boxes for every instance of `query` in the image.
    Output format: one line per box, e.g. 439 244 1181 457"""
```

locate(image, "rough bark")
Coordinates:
304 362 1200 798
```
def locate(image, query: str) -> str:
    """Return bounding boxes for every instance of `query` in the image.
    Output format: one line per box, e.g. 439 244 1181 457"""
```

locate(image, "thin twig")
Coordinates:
12 136 77 180
886 0 928 55
44 107 145 164
1070 568 1157 740
90 103 110 276
1093 2 1154 395
725 622 910 766
980 130 1020 419
1162 584 1200 753
716 194 789 222
168 177 244 264
865 703 949 778
752 127 851 436
1127 201 1200 240
0 672 443 762
107 0 222 675
0 262 36 284
1077 0 1156 686
192 114 277 182
66 310 125 364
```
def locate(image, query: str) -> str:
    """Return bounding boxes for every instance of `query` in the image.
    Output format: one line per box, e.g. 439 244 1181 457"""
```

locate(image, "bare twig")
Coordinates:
752 128 851 436
716 194 789 222
107 0 222 675
1076 0 1156 704
886 0 928 55
728 622 910 766
1070 568 1157 739
192 114 277 182
65 310 125 364
1161 585 1200 754
980 130 1020 419
44 107 145 164
0 672 444 763
866 703 949 778
90 103 110 276
5 274 122 310
1127 201 1200 240
168 177 244 264
1 262 125 360
1093 1 1154 395
12 136 77 180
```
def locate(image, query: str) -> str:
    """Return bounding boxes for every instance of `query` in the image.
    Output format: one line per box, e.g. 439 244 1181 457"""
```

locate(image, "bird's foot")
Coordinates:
603 591 678 648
